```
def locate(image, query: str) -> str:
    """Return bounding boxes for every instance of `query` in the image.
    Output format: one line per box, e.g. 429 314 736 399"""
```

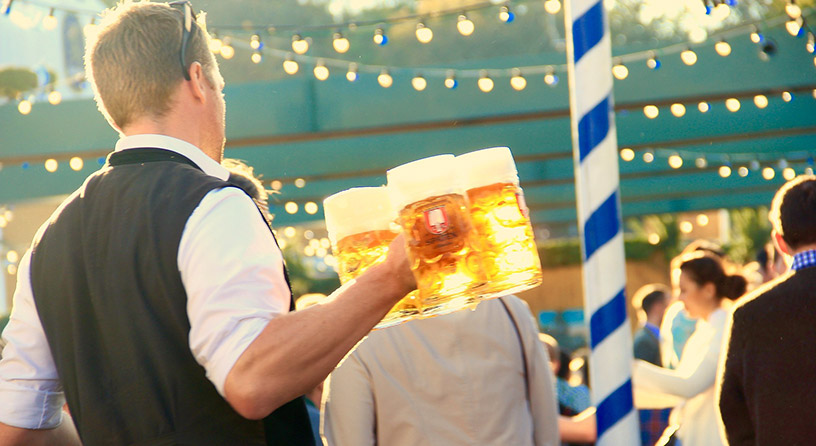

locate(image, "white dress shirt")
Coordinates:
0 134 290 429
632 307 728 446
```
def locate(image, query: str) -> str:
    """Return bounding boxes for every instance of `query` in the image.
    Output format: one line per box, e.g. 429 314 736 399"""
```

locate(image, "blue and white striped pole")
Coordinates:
564 0 639 444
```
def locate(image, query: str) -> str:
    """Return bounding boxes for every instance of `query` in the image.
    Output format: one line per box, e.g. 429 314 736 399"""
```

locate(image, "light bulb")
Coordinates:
416 23 433 43
210 37 223 53
18 99 32 115
313 61 329 81
378 69 393 88
646 56 661 70
220 38 234 59
544 0 562 14
346 63 358 82
643 151 655 163
620 148 635 161
783 167 796 180
457 15 474 36
679 221 693 234
292 34 309 54
710 4 731 21
612 63 628 80
333 32 350 53
250 34 261 50
643 105 659 119
285 202 298 214
412 75 427 91
807 33 815 53
668 155 683 169
544 70 558 86
670 103 686 117
786 19 802 37
754 95 768 109
782 91 792 102
69 157 83 171
373 27 388 45
719 165 732 177
283 55 299 75
786 2 802 19
762 167 775 180
680 49 697 66
45 159 58 172
715 40 731 57
510 69 526 91
738 166 749 177
84 18 97 35
725 98 740 112
698 101 710 113
499 6 514 22
48 90 62 105
43 8 57 30
251 51 262 64
695 157 707 168
478 71 494 92
445 71 458 89
304 202 318 214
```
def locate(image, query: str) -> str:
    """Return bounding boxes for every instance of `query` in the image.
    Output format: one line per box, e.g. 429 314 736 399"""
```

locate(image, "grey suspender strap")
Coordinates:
498 296 530 398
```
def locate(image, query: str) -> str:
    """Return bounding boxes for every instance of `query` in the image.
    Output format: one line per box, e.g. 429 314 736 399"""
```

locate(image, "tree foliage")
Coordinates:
0 67 38 99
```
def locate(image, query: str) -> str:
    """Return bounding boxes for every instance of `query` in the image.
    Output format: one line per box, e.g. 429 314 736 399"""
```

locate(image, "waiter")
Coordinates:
0 2 414 445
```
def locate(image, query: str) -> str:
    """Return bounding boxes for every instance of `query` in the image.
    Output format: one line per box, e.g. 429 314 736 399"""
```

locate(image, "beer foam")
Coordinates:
387 154 464 211
456 146 519 191
324 187 396 242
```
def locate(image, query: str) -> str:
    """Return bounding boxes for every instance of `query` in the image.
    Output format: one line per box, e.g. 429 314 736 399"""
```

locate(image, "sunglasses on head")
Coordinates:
168 1 197 81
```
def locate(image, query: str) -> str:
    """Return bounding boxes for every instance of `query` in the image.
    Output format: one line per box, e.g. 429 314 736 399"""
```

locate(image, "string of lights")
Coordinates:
215 9 815 93
210 0 517 32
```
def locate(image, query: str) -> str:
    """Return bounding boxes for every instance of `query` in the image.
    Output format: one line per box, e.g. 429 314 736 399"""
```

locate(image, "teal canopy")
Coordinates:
1 27 814 235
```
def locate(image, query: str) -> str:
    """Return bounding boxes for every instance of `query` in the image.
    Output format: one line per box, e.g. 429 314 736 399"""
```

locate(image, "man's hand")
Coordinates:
381 233 417 300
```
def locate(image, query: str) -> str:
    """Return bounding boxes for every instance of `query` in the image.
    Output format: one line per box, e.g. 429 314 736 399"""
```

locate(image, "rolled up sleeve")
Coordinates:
178 187 290 397
0 250 65 429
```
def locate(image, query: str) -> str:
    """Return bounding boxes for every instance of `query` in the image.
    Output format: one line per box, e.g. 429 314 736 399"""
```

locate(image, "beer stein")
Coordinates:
387 155 487 317
323 187 420 328
457 147 543 299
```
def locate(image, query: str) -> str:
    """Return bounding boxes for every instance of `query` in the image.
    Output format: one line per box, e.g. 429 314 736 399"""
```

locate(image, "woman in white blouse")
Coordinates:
633 251 747 446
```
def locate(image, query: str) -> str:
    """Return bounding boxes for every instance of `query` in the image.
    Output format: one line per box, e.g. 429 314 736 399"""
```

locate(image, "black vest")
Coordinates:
29 149 314 446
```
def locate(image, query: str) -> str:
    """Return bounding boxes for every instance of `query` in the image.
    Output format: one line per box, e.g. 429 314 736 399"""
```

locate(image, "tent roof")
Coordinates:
1 27 815 235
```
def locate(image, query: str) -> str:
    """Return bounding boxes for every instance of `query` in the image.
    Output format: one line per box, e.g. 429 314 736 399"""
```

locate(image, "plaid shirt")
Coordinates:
639 408 671 446
791 249 816 271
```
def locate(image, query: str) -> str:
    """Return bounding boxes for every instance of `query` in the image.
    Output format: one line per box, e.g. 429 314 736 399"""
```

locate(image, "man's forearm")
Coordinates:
224 257 412 419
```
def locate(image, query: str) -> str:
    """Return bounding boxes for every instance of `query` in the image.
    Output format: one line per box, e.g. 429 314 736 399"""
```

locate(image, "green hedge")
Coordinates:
538 236 659 267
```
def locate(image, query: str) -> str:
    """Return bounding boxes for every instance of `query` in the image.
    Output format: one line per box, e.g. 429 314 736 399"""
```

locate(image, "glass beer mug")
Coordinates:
457 147 543 299
323 187 421 328
387 155 488 316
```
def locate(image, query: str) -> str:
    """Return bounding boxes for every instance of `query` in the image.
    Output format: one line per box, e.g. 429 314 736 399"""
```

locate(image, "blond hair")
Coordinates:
85 1 218 130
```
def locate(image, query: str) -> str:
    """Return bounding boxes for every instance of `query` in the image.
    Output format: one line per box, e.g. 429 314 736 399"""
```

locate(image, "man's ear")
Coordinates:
772 229 792 257
186 61 207 102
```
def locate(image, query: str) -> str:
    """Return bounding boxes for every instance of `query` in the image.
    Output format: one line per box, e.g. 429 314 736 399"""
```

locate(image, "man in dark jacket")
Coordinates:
718 175 816 445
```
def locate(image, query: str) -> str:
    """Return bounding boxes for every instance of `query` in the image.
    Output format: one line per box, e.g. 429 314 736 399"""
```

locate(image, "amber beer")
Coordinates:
387 155 487 316
457 147 542 299
323 187 420 328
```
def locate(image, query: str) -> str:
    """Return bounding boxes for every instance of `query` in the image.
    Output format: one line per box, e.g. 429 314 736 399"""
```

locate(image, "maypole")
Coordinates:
563 0 639 443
